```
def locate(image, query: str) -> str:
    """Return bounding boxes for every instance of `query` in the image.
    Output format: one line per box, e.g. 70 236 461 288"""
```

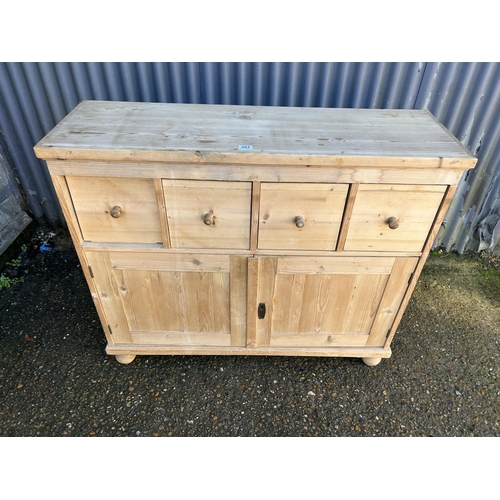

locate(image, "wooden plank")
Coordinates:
344 184 447 252
65 176 163 244
270 271 388 340
336 183 359 251
384 186 457 348
47 161 467 186
35 102 476 169
109 252 230 272
254 257 277 348
246 257 260 348
258 183 348 251
106 343 392 359
82 240 422 258
163 179 252 249
85 251 132 344
113 267 230 339
131 331 231 346
277 256 395 275
270 334 369 347
270 273 306 335
230 255 248 347
366 257 419 346
154 178 170 248
250 181 261 252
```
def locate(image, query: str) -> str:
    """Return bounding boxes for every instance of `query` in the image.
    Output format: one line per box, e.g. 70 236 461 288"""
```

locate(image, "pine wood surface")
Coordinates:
35 101 477 169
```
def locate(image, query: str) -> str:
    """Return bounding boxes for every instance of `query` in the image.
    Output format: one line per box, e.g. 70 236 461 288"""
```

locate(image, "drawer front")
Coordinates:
163 179 252 249
66 176 162 244
344 184 447 252
258 183 349 251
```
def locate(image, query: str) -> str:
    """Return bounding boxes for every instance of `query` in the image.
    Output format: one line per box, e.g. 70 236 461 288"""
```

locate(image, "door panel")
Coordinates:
87 251 246 347
248 255 418 348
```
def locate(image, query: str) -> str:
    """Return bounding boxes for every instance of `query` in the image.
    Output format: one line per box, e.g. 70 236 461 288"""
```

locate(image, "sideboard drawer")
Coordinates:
344 184 447 252
66 176 163 244
163 179 252 249
258 183 349 251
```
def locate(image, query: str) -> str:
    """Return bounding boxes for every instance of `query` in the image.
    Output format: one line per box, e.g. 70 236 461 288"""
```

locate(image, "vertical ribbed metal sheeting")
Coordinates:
0 62 499 252
416 63 500 252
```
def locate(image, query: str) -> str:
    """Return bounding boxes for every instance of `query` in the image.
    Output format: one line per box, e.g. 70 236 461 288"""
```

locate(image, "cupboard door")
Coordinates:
247 256 417 349
163 179 252 249
258 183 348 251
86 251 247 347
344 184 447 252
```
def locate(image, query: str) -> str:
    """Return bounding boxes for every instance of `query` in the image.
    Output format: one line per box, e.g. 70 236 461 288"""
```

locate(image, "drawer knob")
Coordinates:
110 206 122 218
295 215 305 228
387 216 399 229
203 212 215 225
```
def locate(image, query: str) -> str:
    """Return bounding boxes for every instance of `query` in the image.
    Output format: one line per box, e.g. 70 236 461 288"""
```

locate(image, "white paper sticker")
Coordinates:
238 144 253 150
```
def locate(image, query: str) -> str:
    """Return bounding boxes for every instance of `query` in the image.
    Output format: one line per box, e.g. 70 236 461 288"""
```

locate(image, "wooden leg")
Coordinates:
115 354 136 365
362 357 382 367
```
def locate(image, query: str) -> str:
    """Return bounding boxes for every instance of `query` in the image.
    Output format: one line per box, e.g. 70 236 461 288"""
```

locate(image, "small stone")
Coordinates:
308 391 315 396
17 383 23 389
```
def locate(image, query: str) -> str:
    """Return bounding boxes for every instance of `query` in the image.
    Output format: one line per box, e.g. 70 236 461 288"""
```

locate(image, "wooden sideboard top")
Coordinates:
34 100 476 169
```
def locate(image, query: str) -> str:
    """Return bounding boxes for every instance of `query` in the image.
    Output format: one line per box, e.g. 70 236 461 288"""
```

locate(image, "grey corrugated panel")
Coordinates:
0 63 60 223
0 61 499 252
421 62 500 252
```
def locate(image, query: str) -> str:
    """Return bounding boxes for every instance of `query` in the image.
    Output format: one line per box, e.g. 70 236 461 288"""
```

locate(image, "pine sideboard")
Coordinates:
34 101 477 366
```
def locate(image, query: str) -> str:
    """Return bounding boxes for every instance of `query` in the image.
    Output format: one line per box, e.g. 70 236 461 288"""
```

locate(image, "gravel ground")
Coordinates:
0 226 499 438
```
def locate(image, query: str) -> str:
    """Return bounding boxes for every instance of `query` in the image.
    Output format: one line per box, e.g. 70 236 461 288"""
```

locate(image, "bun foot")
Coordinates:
362 357 382 366
115 354 136 364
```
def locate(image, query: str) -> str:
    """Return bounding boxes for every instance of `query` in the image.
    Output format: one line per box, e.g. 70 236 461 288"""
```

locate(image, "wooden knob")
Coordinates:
295 215 305 228
203 212 214 225
110 206 122 218
387 216 399 229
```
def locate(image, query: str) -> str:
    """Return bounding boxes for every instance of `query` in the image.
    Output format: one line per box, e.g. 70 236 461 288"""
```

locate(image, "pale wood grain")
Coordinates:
269 259 390 346
277 256 396 275
106 343 392 359
230 255 248 347
336 183 359 251
366 257 418 346
66 176 163 244
163 179 251 249
109 251 230 272
35 101 476 169
250 181 261 251
258 183 348 250
48 161 466 185
154 178 170 248
85 251 133 344
344 184 447 252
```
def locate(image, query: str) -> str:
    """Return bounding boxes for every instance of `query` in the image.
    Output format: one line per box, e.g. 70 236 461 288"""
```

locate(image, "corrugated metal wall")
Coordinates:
0 62 499 252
